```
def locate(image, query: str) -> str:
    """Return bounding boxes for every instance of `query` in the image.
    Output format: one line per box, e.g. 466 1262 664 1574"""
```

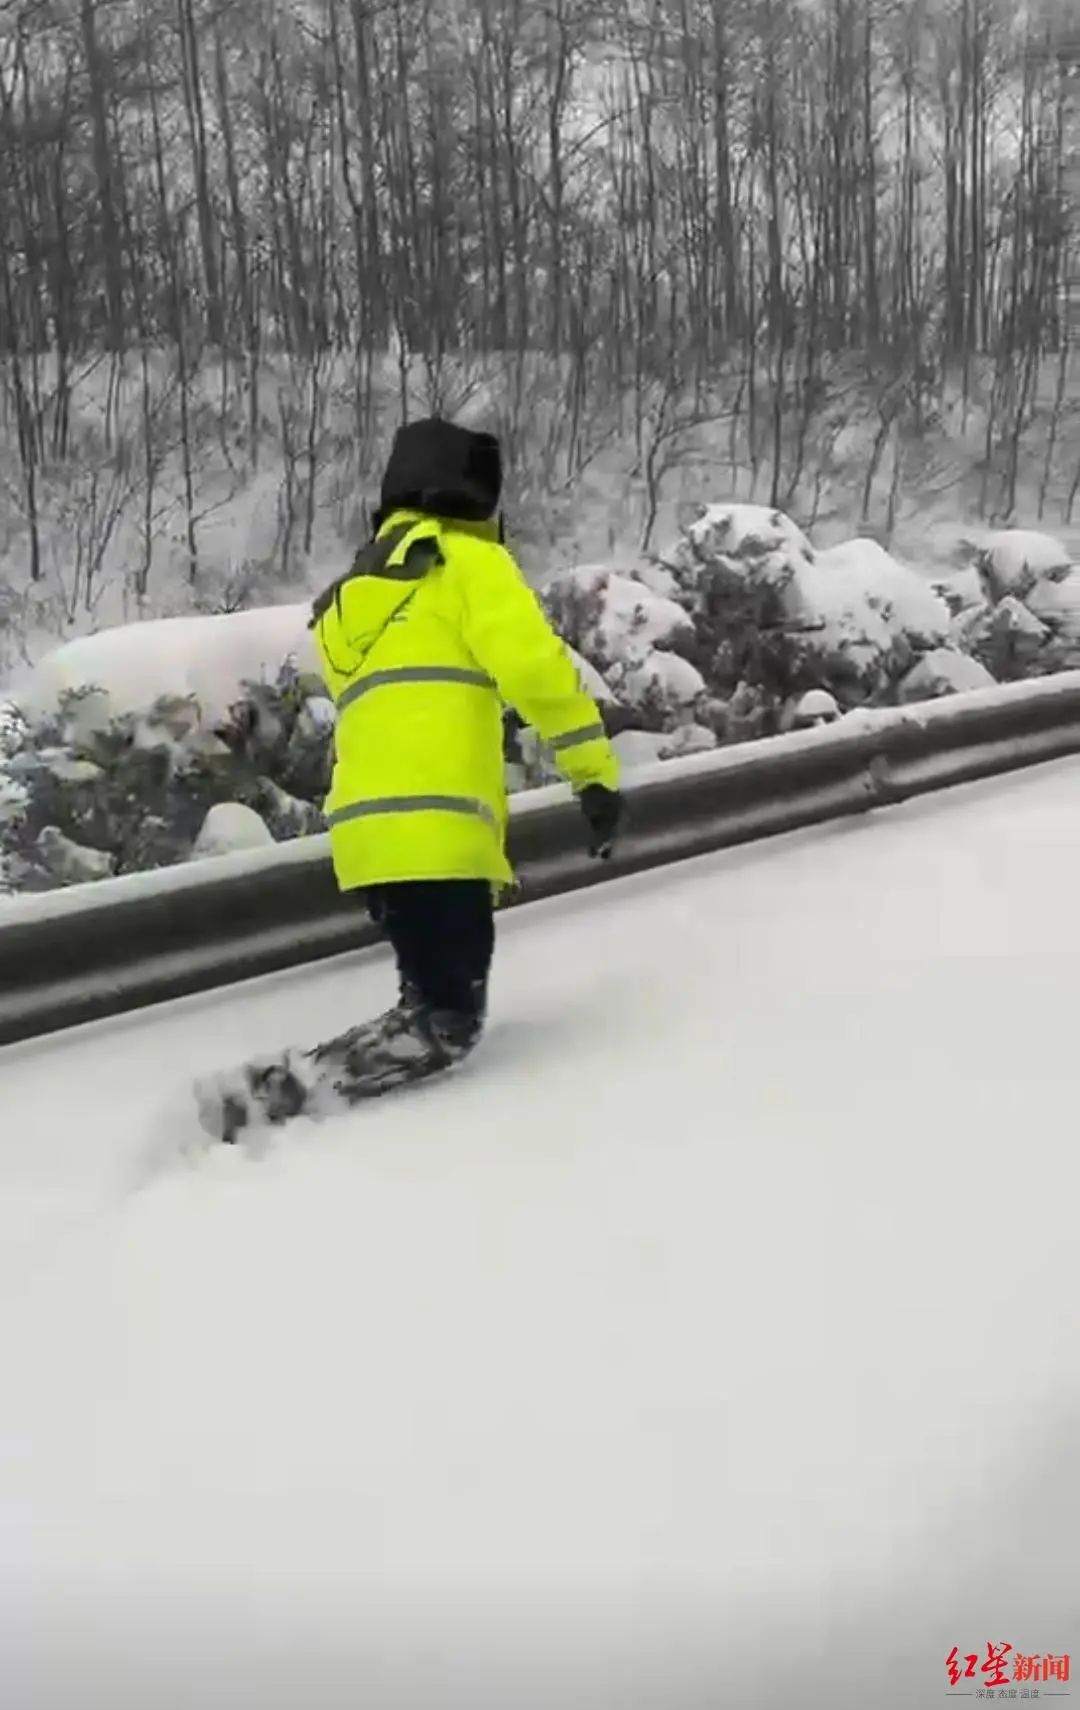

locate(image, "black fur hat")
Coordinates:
374 418 502 529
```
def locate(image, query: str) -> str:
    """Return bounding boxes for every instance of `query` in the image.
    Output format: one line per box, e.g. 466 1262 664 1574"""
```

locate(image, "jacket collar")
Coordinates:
377 509 501 545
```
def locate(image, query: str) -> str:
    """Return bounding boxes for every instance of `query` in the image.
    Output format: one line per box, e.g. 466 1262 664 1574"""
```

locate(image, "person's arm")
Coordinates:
459 540 619 794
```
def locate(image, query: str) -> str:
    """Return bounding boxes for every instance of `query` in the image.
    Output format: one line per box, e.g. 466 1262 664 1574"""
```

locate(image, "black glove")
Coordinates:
579 784 622 859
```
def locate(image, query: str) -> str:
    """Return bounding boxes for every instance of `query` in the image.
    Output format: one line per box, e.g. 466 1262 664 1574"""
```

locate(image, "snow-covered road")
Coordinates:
2 761 1079 1710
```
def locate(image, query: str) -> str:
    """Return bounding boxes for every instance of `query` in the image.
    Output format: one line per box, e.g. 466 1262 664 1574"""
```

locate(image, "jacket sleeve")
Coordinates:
459 542 619 792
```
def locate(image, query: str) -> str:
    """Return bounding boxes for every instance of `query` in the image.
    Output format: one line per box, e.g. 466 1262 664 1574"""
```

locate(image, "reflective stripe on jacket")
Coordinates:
310 509 619 890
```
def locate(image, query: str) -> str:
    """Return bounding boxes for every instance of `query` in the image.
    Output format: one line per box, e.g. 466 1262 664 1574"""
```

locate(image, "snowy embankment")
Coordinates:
1 757 1079 1708
1 510 1075 891
11 514 1073 741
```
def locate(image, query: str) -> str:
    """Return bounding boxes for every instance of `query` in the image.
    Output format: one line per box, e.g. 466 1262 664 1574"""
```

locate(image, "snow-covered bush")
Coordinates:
0 602 352 888
35 825 116 885
950 530 1080 681
976 531 1073 603
0 700 26 758
191 802 275 859
1024 571 1080 645
657 721 718 758
0 664 329 892
952 595 1050 681
933 566 986 618
805 539 951 664
659 506 816 719
897 649 996 702
782 688 842 731
0 690 233 890
544 505 988 748
542 565 695 670
542 566 698 732
651 504 958 729
218 667 334 814
615 651 708 721
612 729 669 769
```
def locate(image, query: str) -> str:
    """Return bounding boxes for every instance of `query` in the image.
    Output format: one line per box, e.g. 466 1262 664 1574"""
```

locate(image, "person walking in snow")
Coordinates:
196 418 621 1141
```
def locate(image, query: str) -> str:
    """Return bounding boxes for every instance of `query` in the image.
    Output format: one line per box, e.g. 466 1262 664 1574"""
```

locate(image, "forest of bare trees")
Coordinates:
0 0 1077 615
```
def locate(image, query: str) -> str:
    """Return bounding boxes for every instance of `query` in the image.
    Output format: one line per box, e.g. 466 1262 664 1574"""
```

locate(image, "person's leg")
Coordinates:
375 879 494 1024
301 878 495 1101
198 881 496 1140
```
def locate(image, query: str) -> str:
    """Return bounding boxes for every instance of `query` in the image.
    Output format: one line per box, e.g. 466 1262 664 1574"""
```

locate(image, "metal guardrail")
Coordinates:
3 672 1080 1048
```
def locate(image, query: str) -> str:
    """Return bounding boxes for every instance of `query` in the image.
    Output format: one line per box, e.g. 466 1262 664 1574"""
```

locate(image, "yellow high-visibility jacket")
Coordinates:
310 509 620 891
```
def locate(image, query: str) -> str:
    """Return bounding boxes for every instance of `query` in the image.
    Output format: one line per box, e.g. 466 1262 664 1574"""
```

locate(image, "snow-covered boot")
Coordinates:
306 999 484 1106
193 995 487 1143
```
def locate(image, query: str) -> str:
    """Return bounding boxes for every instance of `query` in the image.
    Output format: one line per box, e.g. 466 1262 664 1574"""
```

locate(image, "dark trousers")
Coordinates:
367 880 495 1019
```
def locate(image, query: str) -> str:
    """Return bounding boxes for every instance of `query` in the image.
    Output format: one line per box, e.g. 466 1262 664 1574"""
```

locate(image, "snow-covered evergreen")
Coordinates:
947 529 1080 681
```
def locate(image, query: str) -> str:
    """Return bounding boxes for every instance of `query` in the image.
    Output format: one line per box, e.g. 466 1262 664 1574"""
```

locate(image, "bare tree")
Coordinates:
0 0 1076 616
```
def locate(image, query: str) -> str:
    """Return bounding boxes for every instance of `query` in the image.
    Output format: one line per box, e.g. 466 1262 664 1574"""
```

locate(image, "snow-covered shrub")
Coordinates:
808 539 950 651
541 565 700 736
656 721 718 758
0 700 26 758
539 521 1080 756
784 538 950 706
543 565 695 672
952 595 1050 682
612 729 669 769
1024 571 1080 645
35 825 116 885
976 531 1072 604
660 507 815 709
950 531 1080 681
783 688 842 731
1 689 237 890
933 566 985 619
191 802 275 859
0 661 332 892
215 664 333 813
897 649 996 703
614 651 708 723
648 505 957 730
723 680 777 743
593 719 718 770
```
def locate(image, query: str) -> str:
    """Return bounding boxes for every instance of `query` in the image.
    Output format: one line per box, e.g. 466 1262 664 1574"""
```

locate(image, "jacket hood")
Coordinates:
374 419 502 529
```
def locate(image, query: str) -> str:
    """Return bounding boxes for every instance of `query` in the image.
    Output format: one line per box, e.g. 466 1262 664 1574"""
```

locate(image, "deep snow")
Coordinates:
8 603 324 722
2 761 1080 1709
5 601 613 727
